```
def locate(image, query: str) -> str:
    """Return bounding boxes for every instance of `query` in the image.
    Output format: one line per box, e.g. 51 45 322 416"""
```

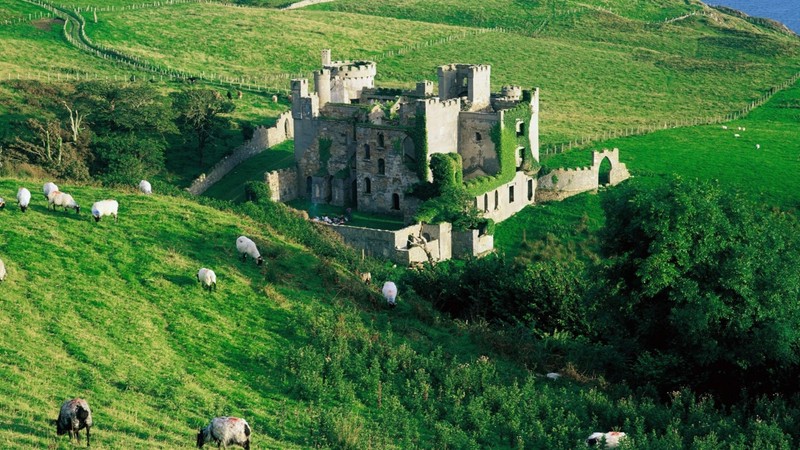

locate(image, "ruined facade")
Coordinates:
289 50 540 222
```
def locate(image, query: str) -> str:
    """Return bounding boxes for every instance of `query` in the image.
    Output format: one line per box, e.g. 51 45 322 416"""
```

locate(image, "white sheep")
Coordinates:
139 180 152 194
197 268 217 292
721 125 728 130
48 191 80 214
197 416 251 449
586 431 626 448
91 199 119 222
236 236 263 266
0 258 6 282
756 144 761 150
55 398 93 447
0 197 5 210
734 134 740 138
356 270 372 285
43 182 58 199
17 187 31 213
382 281 398 307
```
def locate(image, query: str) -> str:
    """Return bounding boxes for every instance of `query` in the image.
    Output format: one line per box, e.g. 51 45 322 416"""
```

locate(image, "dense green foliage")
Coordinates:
172 88 236 166
593 177 800 398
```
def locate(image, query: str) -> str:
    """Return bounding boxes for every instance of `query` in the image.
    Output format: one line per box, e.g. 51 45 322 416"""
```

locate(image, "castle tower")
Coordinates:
529 87 540 162
321 49 332 67
437 64 491 111
314 68 331 107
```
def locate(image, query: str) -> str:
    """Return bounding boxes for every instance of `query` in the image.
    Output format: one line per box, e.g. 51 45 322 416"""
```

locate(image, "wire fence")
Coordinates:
541 70 800 156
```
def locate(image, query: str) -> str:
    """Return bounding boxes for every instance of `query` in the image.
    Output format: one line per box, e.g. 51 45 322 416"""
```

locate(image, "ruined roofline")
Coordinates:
438 63 491 72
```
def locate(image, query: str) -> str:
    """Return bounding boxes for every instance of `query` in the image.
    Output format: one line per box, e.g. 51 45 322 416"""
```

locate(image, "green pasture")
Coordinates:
203 140 295 202
543 79 800 210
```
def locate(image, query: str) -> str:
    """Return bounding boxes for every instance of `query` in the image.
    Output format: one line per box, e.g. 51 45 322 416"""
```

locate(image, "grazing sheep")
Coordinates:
197 416 251 450
48 191 80 214
546 372 561 380
43 182 58 199
756 144 761 150
91 200 118 223
0 258 6 282
236 236 263 266
197 268 217 292
734 134 740 138
382 281 398 307
17 187 31 212
55 398 93 447
356 270 372 285
0 197 5 210
586 431 626 448
139 180 152 194
721 125 728 130
271 95 278 103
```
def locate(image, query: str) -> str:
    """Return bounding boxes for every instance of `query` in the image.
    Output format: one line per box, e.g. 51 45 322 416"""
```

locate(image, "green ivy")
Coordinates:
407 112 429 181
314 137 333 177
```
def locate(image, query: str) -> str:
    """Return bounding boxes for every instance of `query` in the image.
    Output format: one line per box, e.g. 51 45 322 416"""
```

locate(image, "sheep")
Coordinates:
17 187 31 213
0 197 5 210
54 398 93 447
197 268 217 292
91 200 118 223
382 281 398 308
546 372 561 380
48 191 80 214
139 180 152 194
721 125 728 130
586 431 626 448
734 134 740 138
197 416 251 450
0 258 6 282
756 144 761 150
236 236 263 266
43 182 58 199
356 270 371 285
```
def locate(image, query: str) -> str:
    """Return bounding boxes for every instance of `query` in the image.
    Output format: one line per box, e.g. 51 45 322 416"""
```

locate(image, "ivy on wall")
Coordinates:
407 112 429 181
314 137 333 177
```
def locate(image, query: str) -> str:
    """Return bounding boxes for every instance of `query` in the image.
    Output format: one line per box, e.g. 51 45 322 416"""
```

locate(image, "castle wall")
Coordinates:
187 112 294 195
264 167 299 202
458 111 501 180
529 88 540 162
452 229 494 259
467 65 491 111
474 171 537 223
422 98 461 176
536 148 630 202
355 127 419 216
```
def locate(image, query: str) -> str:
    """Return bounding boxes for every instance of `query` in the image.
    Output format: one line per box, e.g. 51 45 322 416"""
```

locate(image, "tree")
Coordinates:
172 89 235 166
73 81 176 182
593 176 800 398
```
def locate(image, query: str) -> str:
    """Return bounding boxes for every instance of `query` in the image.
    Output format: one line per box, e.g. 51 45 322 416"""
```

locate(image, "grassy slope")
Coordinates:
202 140 295 202
81 1 800 146
496 71 800 257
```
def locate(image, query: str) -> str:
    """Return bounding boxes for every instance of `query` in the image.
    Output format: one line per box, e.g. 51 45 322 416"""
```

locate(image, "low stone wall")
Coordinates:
475 171 538 223
453 229 494 259
187 111 294 195
265 167 299 202
326 223 422 263
536 148 630 202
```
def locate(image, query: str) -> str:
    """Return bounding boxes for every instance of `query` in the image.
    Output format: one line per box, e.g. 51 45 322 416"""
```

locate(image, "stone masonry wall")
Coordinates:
264 167 299 202
187 111 294 195
474 171 537 223
536 148 630 202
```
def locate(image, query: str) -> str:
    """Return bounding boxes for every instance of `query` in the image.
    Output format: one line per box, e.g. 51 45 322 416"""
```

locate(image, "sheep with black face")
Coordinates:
236 236 263 266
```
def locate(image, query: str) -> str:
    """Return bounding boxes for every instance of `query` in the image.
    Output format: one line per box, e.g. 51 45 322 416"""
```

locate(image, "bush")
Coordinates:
244 180 271 203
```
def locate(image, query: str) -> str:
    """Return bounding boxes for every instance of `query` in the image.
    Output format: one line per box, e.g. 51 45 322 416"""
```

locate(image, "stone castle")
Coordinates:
264 49 630 263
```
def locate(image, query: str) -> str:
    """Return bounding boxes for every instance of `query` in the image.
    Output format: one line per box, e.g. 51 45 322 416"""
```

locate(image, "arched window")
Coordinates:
516 121 525 137
484 193 489 212
494 190 499 210
475 132 482 142
364 144 371 160
364 177 371 194
392 193 400 210
378 133 385 148
378 159 385 175
306 176 312 196
403 136 415 161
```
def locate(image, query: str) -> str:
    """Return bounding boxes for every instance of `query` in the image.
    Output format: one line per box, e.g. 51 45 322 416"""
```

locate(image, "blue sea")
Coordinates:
708 0 799 34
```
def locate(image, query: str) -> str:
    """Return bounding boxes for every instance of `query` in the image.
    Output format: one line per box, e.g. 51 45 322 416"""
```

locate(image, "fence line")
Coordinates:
541 71 800 156
0 10 56 26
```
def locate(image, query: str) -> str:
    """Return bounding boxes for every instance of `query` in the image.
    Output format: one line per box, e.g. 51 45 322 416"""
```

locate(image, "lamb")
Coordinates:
197 268 217 292
356 270 372 285
139 180 152 194
55 398 93 447
48 191 80 214
17 187 31 212
382 281 398 307
0 258 6 282
586 431 626 448
91 200 118 222
197 416 251 449
236 236 263 266
43 182 58 199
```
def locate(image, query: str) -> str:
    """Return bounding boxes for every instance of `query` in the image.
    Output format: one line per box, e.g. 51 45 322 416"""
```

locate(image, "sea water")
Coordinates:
708 0 800 35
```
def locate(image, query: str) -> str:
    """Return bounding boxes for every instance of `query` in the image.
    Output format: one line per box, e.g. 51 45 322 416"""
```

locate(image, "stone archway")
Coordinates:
598 156 612 186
